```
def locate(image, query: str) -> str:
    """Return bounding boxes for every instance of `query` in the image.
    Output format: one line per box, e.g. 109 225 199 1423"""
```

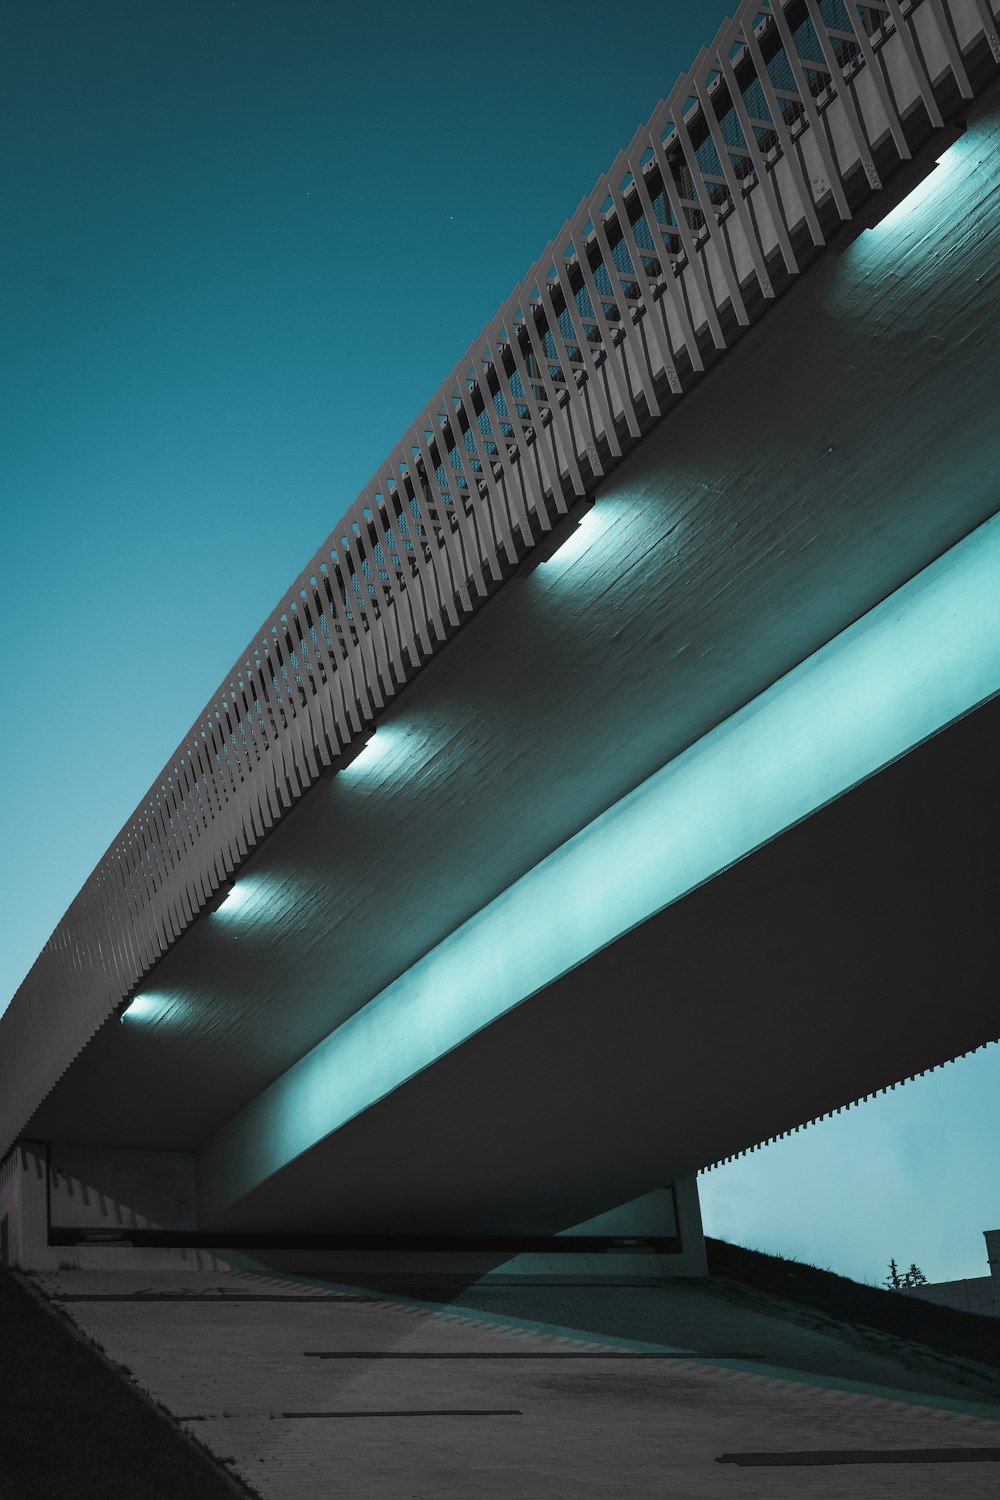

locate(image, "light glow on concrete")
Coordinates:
336 727 393 779
214 881 252 918
211 875 270 925
200 512 1000 1219
120 993 179 1025
536 498 621 576
866 134 965 236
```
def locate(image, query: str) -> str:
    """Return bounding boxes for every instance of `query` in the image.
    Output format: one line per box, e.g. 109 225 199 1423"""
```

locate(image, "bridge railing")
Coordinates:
2 0 997 1154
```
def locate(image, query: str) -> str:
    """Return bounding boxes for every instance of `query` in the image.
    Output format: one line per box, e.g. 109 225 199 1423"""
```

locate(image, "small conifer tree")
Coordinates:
884 1258 928 1290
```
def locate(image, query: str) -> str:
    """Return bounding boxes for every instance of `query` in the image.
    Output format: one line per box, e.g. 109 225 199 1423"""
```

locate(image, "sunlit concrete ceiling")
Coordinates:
24 101 1000 1168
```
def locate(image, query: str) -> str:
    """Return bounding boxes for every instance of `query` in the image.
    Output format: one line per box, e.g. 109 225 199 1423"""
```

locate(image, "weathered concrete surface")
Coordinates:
26 1266 1000 1500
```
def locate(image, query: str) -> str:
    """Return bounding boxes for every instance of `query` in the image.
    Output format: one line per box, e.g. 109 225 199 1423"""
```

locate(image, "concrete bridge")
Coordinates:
2 0 999 1277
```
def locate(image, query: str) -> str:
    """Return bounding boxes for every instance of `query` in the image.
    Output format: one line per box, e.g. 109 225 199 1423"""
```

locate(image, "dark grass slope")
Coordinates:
0 1270 259 1500
706 1237 1000 1373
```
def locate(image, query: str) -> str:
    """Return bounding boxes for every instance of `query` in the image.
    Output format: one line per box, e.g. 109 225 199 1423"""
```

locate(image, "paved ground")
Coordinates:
27 1265 1000 1498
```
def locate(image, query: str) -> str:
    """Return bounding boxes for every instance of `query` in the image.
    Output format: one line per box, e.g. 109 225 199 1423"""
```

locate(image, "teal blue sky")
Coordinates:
2 1 996 1288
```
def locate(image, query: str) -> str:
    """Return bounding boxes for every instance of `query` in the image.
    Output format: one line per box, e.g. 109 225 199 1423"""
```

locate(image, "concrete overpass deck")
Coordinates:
19 79 1000 1222
2 0 999 1264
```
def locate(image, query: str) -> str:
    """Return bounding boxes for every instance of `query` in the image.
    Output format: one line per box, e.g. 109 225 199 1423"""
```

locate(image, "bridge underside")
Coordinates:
199 688 997 1237
14 86 1000 1246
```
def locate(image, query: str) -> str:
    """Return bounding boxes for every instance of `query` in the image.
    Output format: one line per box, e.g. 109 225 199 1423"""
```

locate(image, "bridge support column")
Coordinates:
0 1141 229 1272
555 1178 707 1279
0 1143 46 1270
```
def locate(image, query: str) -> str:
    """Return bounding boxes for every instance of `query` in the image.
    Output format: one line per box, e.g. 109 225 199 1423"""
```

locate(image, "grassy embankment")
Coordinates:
706 1236 1000 1371
0 1269 259 1500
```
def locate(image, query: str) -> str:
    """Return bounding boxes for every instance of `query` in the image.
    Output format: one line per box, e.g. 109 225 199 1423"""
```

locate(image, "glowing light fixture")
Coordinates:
534 499 602 573
119 993 172 1024
338 725 393 778
210 875 272 924
216 881 249 915
865 133 965 236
